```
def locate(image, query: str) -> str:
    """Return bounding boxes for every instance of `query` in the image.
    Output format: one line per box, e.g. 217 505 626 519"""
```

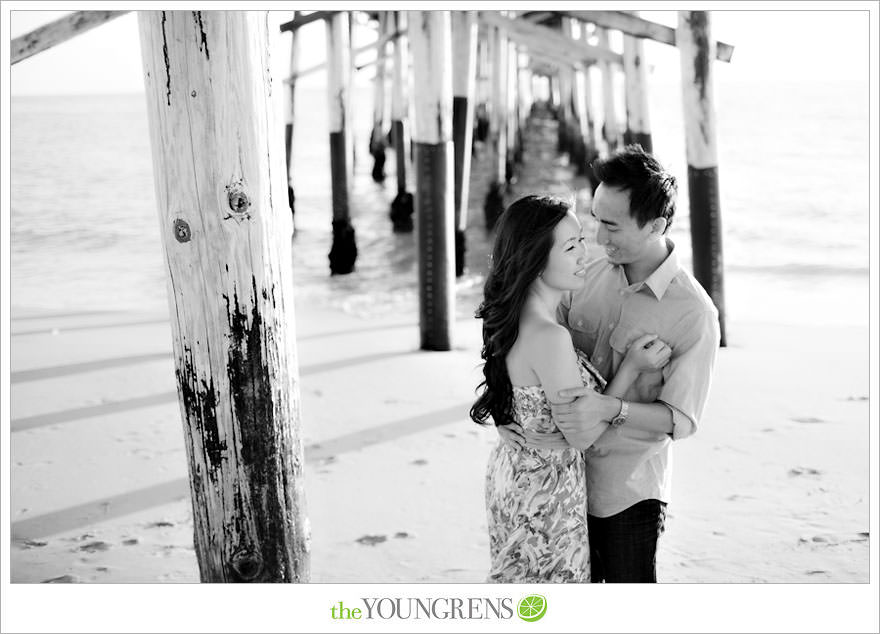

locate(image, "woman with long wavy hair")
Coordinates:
471 194 670 582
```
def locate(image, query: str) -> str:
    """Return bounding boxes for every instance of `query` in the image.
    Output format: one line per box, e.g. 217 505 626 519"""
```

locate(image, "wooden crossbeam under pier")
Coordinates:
478 11 622 66
11 11 129 65
560 10 735 62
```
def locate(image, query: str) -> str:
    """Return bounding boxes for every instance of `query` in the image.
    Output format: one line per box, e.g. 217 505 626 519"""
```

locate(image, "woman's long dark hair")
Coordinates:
470 194 571 427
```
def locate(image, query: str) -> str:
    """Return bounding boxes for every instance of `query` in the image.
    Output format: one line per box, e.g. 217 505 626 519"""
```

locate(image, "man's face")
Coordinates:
591 183 659 267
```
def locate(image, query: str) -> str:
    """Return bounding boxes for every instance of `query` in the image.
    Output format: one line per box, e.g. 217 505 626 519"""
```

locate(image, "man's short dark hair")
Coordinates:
591 144 677 230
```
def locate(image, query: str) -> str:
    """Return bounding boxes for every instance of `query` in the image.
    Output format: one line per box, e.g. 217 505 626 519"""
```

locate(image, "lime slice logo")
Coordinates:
517 594 547 622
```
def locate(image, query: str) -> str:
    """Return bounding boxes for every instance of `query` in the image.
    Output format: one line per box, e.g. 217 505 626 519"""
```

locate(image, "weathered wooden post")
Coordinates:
505 36 519 182
327 11 357 273
389 11 415 232
451 11 477 277
597 27 620 153
623 27 652 151
557 66 573 156
369 11 389 184
137 10 309 582
474 29 491 145
516 48 532 160
409 10 455 351
679 10 726 346
483 22 508 231
284 11 301 223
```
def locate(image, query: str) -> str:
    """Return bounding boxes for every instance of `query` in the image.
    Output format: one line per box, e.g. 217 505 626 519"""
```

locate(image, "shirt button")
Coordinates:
577 320 583 327
596 355 604 364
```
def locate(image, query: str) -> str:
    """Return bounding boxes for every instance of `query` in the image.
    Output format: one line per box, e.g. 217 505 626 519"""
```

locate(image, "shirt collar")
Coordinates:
642 238 681 301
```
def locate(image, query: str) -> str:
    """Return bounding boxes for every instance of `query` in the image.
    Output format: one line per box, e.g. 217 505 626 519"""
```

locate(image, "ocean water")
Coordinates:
9 78 870 327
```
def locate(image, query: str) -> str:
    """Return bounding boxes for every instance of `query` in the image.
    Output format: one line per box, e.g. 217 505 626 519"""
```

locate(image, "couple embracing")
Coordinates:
470 146 721 583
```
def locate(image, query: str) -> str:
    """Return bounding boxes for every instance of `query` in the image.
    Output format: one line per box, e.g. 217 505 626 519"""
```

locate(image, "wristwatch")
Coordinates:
610 399 629 428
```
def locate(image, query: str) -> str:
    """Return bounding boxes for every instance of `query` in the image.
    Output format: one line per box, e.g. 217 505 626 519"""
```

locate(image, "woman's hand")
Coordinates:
621 334 672 373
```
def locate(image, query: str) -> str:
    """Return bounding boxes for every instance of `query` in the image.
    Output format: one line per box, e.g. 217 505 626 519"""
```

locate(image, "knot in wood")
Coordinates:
227 189 251 214
230 547 263 581
173 219 191 243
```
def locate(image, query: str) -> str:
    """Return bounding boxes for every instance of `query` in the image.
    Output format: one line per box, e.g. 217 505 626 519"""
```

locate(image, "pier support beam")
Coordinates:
597 27 620 153
451 11 477 277
623 27 652 152
409 10 455 351
138 10 309 582
483 23 508 231
369 12 389 184
327 12 357 274
679 10 726 346
284 11 301 225
389 11 414 232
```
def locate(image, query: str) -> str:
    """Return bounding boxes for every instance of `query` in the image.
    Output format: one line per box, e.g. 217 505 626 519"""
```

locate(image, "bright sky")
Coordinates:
7 7 873 96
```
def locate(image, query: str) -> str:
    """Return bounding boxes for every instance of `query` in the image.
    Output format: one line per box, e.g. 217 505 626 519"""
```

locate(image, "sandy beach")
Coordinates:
9 295 870 584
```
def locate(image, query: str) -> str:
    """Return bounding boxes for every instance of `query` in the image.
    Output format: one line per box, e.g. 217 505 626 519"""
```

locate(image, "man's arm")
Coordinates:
656 308 720 440
553 390 673 436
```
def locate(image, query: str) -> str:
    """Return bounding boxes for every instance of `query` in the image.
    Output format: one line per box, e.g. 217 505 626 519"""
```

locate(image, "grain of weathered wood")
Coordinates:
12 11 128 65
137 10 309 582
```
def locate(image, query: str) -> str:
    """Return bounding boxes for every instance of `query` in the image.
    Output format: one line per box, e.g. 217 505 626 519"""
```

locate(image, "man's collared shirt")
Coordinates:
559 240 720 517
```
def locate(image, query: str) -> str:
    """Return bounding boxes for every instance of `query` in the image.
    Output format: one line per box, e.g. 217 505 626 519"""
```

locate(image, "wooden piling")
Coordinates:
678 11 726 346
451 11 477 277
327 12 357 274
623 29 652 152
505 37 519 182
369 12 389 184
409 10 456 351
483 23 508 231
284 11 301 222
597 27 620 153
137 10 309 582
389 11 414 232
516 48 532 159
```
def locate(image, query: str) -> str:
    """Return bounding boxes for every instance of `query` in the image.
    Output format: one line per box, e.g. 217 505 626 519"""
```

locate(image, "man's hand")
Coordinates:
497 421 570 450
496 422 525 450
553 387 618 425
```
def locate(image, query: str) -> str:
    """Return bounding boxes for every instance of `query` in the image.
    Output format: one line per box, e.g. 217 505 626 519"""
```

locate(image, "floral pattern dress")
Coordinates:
485 350 605 583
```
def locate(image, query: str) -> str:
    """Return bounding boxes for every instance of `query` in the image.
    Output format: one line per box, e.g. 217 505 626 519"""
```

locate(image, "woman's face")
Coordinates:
541 211 587 291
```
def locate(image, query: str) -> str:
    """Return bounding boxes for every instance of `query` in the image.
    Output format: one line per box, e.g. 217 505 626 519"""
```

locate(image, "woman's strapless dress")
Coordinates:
485 350 605 583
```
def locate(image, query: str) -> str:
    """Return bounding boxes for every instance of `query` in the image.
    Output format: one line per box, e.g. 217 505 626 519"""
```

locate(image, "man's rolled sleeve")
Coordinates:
658 309 720 440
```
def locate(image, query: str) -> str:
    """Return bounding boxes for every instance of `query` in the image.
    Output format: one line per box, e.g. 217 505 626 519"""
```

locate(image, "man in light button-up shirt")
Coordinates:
553 146 720 583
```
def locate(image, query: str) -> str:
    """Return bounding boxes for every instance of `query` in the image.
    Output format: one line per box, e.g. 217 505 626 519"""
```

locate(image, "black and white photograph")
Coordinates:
3 4 878 633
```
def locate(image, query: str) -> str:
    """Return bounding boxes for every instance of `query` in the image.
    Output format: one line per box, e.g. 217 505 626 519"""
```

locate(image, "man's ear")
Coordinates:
651 217 668 235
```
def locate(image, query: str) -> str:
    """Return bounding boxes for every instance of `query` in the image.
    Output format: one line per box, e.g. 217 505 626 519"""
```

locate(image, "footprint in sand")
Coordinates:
147 520 175 529
122 538 140 546
791 416 826 424
789 467 823 477
394 531 413 539
79 541 111 553
411 459 429 466
806 570 829 576
844 395 868 402
22 539 48 549
355 534 387 546
42 575 79 583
